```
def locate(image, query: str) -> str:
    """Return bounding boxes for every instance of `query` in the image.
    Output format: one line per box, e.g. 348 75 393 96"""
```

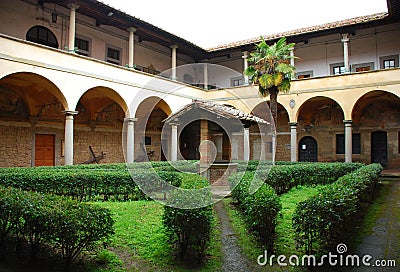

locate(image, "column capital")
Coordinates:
242 51 248 59
170 44 178 50
124 117 137 123
68 3 80 10
170 122 179 127
63 110 78 116
289 122 298 127
341 33 349 43
127 27 137 33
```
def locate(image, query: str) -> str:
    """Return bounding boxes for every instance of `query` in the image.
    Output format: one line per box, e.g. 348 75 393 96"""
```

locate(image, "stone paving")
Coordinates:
348 176 400 272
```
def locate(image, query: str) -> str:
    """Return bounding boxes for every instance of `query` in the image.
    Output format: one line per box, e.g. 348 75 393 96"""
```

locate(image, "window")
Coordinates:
333 66 345 75
297 71 313 79
384 59 395 69
380 55 399 69
352 62 374 72
106 46 121 65
75 37 90 56
336 133 361 154
355 66 370 72
26 25 58 48
231 76 244 87
144 136 152 145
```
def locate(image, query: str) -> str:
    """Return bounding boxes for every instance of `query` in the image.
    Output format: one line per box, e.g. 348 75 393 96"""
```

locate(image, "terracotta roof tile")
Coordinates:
164 100 269 124
207 12 388 52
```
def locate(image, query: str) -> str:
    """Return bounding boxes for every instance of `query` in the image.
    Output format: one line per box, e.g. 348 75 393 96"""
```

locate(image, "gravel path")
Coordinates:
214 201 252 272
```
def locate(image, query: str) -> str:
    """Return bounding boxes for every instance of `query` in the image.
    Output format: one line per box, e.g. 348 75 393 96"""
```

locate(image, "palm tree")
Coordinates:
244 37 296 127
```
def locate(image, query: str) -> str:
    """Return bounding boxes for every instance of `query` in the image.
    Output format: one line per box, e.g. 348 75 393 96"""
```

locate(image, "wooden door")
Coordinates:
371 131 388 167
35 134 55 166
299 136 318 162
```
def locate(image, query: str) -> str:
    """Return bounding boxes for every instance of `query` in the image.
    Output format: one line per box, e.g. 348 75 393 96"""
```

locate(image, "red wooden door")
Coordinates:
35 134 55 166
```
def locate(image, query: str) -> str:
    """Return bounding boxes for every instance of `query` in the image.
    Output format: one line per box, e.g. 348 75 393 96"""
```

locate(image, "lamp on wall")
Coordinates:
51 12 58 23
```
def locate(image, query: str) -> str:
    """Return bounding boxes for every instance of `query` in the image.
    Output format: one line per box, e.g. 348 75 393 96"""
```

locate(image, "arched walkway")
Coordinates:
74 86 128 164
352 90 400 168
134 97 172 161
0 72 67 167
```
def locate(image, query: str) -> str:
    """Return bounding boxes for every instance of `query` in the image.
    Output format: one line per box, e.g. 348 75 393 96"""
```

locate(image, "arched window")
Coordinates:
26 26 58 49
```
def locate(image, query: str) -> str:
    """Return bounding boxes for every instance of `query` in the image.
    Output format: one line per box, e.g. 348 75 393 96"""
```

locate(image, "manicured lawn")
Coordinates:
95 200 222 272
275 185 326 256
224 185 326 271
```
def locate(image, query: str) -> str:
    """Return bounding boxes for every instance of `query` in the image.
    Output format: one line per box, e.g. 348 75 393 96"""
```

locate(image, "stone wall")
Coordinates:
0 123 32 167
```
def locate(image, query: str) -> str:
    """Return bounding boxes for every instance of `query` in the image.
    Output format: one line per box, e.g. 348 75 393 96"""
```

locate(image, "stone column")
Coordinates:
63 111 78 165
170 45 178 80
243 127 250 161
290 48 295 79
341 33 350 73
203 62 208 90
242 51 249 85
125 118 137 163
289 122 298 162
170 123 178 161
344 120 353 162
68 4 79 52
127 27 136 68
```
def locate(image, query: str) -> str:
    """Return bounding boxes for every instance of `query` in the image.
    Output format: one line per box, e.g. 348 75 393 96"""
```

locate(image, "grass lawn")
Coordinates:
224 185 326 272
275 185 326 256
95 200 222 272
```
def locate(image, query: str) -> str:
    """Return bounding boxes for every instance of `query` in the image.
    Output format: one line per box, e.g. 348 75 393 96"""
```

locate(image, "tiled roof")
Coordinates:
164 100 269 124
207 12 389 52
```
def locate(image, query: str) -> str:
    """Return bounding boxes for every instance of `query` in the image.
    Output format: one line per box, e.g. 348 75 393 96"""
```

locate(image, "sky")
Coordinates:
100 0 388 49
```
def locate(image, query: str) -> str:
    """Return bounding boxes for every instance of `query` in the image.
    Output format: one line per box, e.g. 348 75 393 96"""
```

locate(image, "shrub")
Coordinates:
0 167 186 201
242 184 281 252
292 163 382 254
0 186 114 270
257 162 364 194
162 176 213 262
229 171 281 251
51 200 114 271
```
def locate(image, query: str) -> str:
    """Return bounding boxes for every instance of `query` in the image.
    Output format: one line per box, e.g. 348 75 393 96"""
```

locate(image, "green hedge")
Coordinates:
0 186 114 270
229 172 281 251
292 163 382 254
162 176 213 262
257 162 364 194
0 168 184 201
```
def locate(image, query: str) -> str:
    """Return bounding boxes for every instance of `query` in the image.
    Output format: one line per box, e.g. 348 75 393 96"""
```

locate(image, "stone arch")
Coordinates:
297 96 344 127
352 90 400 168
0 72 68 167
296 96 345 162
0 72 68 117
75 86 129 122
73 86 129 164
352 90 400 126
134 97 172 161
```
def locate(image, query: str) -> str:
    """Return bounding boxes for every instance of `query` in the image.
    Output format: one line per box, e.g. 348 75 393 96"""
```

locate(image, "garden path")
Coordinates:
214 201 253 272
348 177 400 272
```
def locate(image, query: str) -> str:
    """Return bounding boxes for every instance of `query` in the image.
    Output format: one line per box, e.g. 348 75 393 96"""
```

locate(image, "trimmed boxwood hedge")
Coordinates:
0 168 184 201
162 175 213 262
229 162 364 252
0 186 114 271
292 163 382 254
257 162 364 194
229 172 281 251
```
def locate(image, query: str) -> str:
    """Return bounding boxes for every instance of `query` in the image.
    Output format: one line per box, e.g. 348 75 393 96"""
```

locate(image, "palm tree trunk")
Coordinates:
269 87 278 128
